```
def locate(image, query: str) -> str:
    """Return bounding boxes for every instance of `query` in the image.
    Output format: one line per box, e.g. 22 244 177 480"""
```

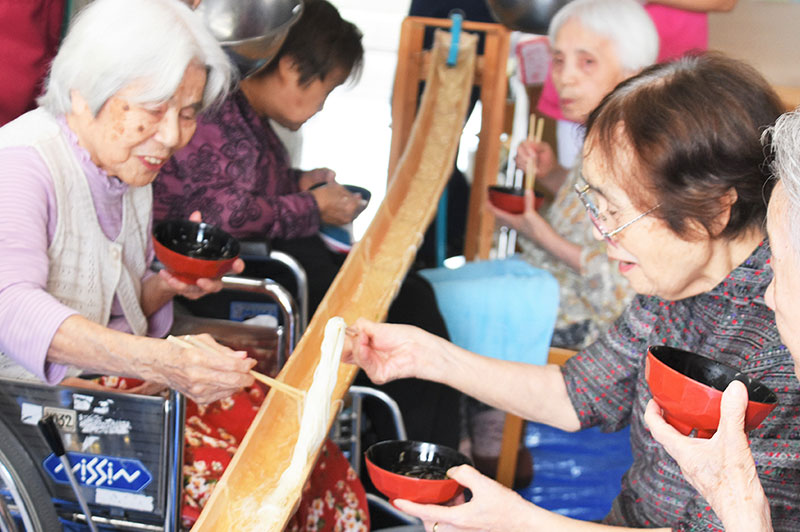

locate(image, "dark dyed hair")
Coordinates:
259 0 364 85
585 53 783 240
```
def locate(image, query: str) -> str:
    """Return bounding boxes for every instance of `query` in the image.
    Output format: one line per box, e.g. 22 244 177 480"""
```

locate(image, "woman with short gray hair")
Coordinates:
0 0 253 405
547 0 659 75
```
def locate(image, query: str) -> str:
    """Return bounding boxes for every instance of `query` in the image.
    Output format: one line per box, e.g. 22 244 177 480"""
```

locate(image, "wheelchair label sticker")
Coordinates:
43 453 153 492
95 488 154 512
43 406 77 433
79 412 131 435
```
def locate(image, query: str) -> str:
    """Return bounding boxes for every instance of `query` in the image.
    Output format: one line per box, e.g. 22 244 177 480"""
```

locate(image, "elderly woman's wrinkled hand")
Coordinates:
158 257 245 300
488 190 551 245
160 333 256 404
311 182 363 226
299 167 336 191
393 465 535 532
644 381 772 531
342 318 436 385
515 139 556 179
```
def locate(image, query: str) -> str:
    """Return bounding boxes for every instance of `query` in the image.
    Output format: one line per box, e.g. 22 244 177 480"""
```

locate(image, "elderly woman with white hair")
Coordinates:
644 110 800 532
0 0 256 405
493 0 658 350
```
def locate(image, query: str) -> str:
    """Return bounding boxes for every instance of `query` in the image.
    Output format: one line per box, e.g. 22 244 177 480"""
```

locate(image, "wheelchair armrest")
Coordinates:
220 275 302 358
238 240 308 330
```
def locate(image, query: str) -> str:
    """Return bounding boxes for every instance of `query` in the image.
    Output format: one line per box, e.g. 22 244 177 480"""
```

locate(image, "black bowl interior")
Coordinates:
153 220 240 260
308 182 372 205
366 440 472 480
344 184 371 204
649 345 777 404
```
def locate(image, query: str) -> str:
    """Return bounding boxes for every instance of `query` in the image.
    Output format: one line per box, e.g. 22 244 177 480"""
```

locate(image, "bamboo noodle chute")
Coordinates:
193 28 479 531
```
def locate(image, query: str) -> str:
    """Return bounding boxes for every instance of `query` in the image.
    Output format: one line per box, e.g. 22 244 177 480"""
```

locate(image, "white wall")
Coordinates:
299 1 411 238
709 1 800 89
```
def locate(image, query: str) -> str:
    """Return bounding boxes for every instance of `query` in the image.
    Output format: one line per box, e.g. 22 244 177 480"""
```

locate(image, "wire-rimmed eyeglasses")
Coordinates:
574 180 660 246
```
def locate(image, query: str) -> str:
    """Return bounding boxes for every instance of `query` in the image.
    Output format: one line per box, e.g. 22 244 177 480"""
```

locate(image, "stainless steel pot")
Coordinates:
485 0 573 34
196 0 303 78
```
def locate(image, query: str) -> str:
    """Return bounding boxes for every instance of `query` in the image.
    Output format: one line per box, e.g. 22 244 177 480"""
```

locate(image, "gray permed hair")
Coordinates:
765 109 800 261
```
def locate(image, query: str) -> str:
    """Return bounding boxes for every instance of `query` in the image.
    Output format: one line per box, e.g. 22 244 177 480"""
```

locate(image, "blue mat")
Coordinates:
517 422 633 522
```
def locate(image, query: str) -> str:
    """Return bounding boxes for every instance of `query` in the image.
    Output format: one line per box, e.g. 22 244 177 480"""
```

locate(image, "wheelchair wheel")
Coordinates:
0 417 62 531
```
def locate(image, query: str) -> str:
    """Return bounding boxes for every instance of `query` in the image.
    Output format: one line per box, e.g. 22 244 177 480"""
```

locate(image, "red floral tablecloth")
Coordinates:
97 377 369 531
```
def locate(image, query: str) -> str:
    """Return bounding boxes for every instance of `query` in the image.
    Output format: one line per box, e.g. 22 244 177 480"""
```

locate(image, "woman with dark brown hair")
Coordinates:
344 53 800 531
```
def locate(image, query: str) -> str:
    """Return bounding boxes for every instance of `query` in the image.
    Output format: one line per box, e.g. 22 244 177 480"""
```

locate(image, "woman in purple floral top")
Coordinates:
155 0 461 445
154 3 463 526
343 55 800 531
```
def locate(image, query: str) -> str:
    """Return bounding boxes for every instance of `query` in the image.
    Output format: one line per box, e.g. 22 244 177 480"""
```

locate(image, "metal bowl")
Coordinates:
485 0 573 34
196 0 303 78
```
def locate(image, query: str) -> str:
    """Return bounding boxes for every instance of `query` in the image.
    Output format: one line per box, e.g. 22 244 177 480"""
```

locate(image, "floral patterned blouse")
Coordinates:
153 90 320 241
518 161 634 347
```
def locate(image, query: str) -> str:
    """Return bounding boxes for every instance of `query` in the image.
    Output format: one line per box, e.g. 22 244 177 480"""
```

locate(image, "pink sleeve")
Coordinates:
645 4 708 61
0 146 74 383
536 6 707 122
536 67 566 121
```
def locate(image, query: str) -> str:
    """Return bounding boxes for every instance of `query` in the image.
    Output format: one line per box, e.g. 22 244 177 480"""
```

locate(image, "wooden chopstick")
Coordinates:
524 116 546 192
534 116 545 144
166 335 305 401
247 370 305 401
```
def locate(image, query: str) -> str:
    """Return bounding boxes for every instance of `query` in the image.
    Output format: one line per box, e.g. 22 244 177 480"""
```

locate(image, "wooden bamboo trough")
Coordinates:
193 28 479 531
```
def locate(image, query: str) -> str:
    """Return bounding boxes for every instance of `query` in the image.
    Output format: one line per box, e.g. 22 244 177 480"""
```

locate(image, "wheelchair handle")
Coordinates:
37 415 65 456
37 415 99 532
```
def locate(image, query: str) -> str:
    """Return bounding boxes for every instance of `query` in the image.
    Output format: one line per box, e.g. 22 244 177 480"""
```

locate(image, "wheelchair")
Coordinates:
0 249 417 531
0 270 289 532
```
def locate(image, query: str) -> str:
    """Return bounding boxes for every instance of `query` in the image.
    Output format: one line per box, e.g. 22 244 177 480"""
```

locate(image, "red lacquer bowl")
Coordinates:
488 185 544 214
153 220 239 284
365 440 472 504
645 345 777 438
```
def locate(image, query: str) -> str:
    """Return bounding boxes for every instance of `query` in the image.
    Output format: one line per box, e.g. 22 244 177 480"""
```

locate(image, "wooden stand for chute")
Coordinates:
389 17 511 261
192 29 479 532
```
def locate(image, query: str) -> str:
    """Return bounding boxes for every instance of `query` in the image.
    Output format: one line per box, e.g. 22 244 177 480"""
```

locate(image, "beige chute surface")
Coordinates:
193 28 478 531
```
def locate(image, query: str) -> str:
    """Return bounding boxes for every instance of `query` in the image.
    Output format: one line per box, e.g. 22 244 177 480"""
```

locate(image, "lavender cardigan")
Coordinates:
0 117 171 384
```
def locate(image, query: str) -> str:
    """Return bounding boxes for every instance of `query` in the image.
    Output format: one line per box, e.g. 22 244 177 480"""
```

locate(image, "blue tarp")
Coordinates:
518 422 633 522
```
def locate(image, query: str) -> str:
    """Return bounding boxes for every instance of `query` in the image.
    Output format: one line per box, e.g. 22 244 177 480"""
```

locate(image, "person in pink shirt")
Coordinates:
0 0 255 405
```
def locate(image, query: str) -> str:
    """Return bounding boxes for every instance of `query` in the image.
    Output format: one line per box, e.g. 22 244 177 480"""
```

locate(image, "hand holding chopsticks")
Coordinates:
166 335 305 401
525 115 545 192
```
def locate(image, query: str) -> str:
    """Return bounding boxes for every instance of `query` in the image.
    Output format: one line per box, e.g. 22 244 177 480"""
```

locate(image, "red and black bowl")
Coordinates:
488 185 543 214
645 345 778 438
365 439 472 504
153 220 240 284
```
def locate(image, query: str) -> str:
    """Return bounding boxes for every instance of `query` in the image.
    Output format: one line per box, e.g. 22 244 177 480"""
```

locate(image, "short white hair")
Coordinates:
766 109 800 261
548 0 658 74
39 0 235 116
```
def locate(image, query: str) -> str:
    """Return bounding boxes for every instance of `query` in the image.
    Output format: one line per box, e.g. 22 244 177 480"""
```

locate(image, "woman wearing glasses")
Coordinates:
491 0 657 350
344 54 800 530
